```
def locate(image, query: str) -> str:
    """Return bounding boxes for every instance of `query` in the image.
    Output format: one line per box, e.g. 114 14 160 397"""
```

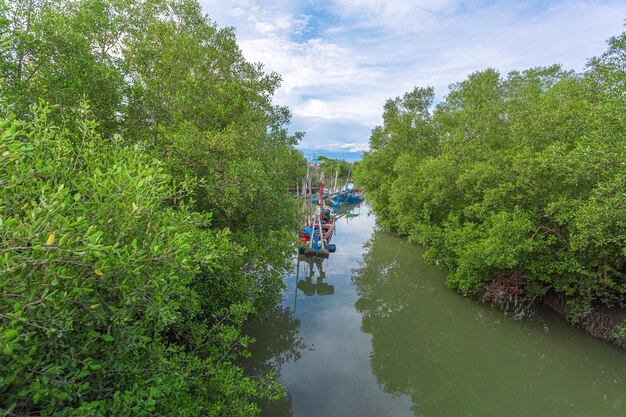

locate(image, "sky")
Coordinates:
199 0 626 152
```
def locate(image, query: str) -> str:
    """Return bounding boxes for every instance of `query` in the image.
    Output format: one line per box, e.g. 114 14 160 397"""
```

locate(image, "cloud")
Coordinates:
334 142 370 152
247 11 308 35
330 0 458 32
239 37 383 94
199 0 626 152
291 94 384 125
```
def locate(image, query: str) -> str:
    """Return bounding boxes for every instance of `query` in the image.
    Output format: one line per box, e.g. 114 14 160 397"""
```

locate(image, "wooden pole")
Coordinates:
294 257 300 312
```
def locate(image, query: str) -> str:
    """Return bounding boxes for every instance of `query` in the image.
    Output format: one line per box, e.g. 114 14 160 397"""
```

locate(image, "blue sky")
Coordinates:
199 0 626 152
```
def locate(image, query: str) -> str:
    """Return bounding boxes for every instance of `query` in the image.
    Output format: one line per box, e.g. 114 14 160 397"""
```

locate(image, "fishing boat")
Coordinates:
299 178 336 258
329 187 364 207
299 208 336 258
324 169 364 208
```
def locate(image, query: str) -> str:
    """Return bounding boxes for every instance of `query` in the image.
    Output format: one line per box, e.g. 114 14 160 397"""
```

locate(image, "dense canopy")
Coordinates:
356 33 626 328
0 0 306 415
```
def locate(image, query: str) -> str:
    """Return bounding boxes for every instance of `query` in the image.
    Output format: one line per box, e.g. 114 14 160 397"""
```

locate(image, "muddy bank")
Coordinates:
542 291 626 349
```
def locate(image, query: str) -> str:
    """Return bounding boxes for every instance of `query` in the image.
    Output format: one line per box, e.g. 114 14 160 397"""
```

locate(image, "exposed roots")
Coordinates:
481 272 539 320
543 291 626 349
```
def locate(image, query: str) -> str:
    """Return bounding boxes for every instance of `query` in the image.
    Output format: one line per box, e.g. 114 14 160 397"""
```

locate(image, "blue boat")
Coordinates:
330 187 365 207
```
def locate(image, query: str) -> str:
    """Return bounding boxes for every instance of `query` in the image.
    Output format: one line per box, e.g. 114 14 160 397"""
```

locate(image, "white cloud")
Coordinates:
253 21 276 34
247 12 308 36
335 142 370 152
333 0 455 13
239 37 383 92
331 0 458 32
291 94 383 125
199 0 626 151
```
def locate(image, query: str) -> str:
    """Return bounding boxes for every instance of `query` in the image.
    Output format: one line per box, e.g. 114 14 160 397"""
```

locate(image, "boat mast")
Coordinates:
319 173 325 249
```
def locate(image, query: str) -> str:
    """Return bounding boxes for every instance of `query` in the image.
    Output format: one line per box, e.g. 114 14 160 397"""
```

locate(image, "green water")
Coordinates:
244 205 626 417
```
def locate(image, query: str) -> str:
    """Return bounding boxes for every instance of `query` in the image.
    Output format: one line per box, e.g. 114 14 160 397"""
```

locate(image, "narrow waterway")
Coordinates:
244 204 626 417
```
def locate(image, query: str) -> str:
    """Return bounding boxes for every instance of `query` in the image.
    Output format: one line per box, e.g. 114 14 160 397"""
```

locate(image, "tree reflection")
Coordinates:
351 228 453 416
241 306 309 416
352 228 626 417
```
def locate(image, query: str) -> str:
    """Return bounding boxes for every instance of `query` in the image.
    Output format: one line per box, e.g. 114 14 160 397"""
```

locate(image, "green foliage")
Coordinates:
0 0 125 134
0 0 306 233
317 155 353 179
1 0 306 414
0 104 288 415
357 34 626 325
355 86 438 229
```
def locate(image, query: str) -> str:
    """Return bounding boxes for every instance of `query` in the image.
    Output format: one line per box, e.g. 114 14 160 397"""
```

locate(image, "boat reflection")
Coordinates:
333 201 363 225
296 255 334 298
293 202 364 309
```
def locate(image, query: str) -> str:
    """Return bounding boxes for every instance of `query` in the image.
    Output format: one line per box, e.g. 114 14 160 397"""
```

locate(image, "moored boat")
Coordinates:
330 187 364 207
299 178 336 258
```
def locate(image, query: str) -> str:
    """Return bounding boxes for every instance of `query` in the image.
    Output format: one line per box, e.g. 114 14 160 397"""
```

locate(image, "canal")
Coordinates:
243 204 626 417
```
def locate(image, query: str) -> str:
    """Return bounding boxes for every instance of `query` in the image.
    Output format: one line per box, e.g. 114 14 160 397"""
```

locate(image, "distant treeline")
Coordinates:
316 155 354 179
356 33 625 334
0 0 306 415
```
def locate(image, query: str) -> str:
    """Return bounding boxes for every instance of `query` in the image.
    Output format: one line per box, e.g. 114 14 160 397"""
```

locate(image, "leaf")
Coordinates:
94 269 104 276
132 202 138 211
101 334 114 342
3 329 18 340
46 232 55 245
89 304 101 309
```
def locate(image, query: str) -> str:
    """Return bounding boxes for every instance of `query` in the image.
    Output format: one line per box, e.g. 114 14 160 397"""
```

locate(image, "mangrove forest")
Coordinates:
355 33 626 344
1 0 625 415
1 0 305 415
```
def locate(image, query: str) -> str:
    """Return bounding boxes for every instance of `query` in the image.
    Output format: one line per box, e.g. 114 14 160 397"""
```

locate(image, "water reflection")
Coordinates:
296 255 334 299
241 306 309 416
334 202 364 222
352 228 626 417
293 202 365 304
264 205 419 417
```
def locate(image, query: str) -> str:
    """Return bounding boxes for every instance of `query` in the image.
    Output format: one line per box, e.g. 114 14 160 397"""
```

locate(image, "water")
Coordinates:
244 204 626 417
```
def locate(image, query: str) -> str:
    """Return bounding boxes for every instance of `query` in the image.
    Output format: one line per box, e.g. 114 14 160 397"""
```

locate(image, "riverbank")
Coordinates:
354 33 626 353
542 292 626 349
244 204 626 417
478 272 626 349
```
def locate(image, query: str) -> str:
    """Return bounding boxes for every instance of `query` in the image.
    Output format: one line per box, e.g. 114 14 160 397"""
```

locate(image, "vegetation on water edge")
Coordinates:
356 32 626 336
0 0 306 415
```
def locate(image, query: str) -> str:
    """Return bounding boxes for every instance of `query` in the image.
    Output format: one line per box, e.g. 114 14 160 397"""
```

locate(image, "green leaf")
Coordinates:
3 329 18 340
